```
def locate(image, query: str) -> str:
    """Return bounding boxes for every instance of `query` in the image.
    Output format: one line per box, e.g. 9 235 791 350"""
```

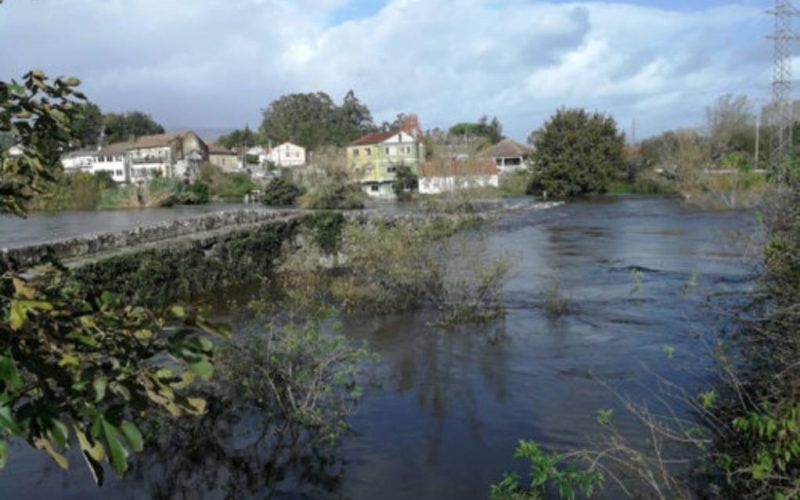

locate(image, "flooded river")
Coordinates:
0 195 756 499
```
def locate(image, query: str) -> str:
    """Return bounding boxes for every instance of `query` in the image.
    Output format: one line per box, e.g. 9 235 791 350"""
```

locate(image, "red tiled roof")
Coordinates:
419 158 498 178
350 130 401 146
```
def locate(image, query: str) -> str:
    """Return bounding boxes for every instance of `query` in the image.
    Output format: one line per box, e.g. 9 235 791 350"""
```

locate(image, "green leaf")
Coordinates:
58 354 80 368
188 359 214 379
0 440 7 469
99 417 128 476
93 376 108 402
169 305 186 318
119 421 143 453
0 355 22 391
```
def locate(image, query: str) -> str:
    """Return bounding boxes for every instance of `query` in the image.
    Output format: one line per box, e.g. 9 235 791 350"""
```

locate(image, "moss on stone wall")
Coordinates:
69 220 297 306
302 212 346 255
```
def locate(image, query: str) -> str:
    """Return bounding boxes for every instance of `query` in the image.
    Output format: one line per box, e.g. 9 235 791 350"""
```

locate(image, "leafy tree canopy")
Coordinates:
103 111 165 144
260 90 374 150
1 70 85 215
71 102 104 148
217 125 260 150
527 108 625 198
448 115 504 144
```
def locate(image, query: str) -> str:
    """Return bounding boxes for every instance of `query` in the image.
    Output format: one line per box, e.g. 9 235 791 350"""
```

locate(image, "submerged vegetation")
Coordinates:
279 213 513 326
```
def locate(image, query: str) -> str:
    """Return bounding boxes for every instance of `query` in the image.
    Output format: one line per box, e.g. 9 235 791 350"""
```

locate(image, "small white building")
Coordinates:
262 142 306 167
61 149 98 173
418 158 499 195
481 139 531 174
93 142 130 183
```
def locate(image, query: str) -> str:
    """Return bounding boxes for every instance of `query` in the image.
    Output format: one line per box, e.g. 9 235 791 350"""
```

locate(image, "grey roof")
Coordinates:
481 139 531 159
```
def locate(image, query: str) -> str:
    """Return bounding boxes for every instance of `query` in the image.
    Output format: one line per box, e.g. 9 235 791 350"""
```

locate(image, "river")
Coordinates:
0 195 757 499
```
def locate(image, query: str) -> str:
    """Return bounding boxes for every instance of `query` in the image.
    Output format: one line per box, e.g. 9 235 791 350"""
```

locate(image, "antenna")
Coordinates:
768 0 799 172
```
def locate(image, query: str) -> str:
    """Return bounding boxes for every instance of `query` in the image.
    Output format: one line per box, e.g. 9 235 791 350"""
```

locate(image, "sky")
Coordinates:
0 0 777 141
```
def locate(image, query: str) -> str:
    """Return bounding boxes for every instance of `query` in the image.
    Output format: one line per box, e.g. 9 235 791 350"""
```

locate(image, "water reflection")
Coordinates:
130 401 344 499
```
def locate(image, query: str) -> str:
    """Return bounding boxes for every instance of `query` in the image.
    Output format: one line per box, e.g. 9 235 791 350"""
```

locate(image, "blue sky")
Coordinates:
0 0 776 141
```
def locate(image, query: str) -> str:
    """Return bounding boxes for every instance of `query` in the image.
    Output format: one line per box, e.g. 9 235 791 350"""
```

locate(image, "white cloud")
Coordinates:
0 0 770 140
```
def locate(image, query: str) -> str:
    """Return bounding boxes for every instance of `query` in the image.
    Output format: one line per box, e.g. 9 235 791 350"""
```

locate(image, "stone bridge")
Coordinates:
1 201 562 305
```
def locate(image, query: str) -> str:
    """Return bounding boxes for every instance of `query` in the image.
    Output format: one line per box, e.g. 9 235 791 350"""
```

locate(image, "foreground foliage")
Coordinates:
0 266 230 481
490 440 602 500
1 71 85 215
0 71 231 483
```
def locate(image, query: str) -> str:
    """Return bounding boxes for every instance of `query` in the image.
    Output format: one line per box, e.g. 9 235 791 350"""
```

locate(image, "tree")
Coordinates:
217 126 260 150
71 103 104 148
1 71 85 215
448 115 504 146
260 91 375 150
260 92 338 150
332 90 375 145
103 111 165 144
705 94 756 161
527 108 625 198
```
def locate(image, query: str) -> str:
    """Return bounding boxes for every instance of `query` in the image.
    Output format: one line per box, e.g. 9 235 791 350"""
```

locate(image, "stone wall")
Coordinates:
0 209 299 271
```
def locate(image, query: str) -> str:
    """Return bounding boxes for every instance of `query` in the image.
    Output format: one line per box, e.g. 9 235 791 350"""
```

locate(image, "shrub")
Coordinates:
196 163 258 202
299 182 365 210
262 177 303 207
277 215 512 325
527 108 625 198
490 440 603 500
499 170 530 197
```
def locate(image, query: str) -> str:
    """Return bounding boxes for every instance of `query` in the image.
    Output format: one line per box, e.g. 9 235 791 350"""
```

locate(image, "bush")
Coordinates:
262 177 303 206
183 180 210 204
196 163 258 202
299 182 365 210
527 108 625 198
499 170 530 197
278 215 512 325
29 171 117 211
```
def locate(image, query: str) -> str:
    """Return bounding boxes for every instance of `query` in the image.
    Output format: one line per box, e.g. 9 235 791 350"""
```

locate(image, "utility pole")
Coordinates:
768 0 799 173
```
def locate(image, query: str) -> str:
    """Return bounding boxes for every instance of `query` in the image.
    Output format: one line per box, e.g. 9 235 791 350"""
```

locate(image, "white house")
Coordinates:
61 149 98 173
481 139 530 174
262 142 306 167
93 142 130 183
418 158 499 195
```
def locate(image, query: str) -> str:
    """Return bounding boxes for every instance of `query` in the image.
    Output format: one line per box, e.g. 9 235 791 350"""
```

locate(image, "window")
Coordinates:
387 166 396 173
370 185 379 192
385 147 390 155
366 148 372 156
353 148 359 157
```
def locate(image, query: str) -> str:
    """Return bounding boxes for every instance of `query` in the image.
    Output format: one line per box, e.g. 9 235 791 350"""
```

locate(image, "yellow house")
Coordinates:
347 129 425 198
